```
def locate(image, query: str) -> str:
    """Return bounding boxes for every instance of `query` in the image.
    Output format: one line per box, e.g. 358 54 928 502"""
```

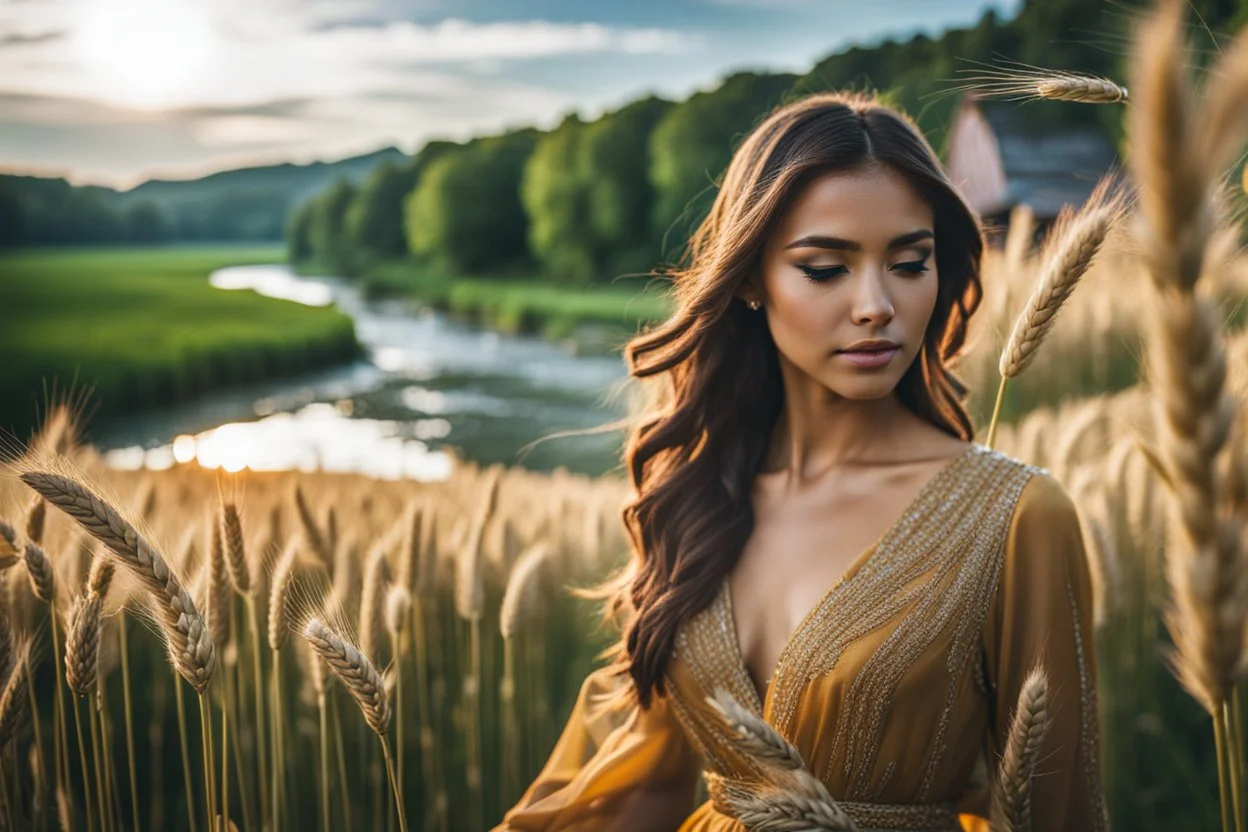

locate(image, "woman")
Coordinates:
493 90 1106 831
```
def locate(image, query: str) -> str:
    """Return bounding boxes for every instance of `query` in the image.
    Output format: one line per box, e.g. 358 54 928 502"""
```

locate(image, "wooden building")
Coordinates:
945 95 1122 245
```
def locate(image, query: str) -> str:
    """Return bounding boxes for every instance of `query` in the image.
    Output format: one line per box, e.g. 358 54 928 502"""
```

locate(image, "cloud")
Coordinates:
288 18 701 66
0 30 66 46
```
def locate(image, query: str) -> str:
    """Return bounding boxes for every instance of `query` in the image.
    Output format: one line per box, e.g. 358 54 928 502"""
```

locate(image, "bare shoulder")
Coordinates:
902 421 973 465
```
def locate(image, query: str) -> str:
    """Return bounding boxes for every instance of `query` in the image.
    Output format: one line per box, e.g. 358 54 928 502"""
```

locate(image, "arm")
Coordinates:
493 662 703 832
981 472 1109 832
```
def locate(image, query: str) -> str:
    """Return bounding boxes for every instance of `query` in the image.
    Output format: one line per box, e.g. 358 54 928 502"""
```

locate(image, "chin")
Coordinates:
825 374 902 400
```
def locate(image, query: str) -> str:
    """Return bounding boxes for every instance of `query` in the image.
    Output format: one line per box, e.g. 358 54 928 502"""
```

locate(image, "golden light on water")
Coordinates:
105 405 455 481
72 0 216 107
194 423 252 473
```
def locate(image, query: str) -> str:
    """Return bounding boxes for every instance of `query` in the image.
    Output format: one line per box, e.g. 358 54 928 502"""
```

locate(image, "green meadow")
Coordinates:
351 260 673 342
0 245 360 441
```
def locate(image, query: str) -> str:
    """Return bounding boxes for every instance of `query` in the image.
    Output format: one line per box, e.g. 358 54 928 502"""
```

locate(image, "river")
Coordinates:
95 264 634 481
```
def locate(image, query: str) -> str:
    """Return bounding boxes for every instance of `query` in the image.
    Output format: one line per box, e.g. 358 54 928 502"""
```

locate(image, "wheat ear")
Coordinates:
19 471 216 693
1129 2 1248 827
302 617 389 735
984 178 1125 449
293 486 331 565
999 178 1125 379
990 665 1053 832
208 516 230 649
221 502 251 595
0 641 31 750
359 542 391 663
705 688 859 830
0 521 18 570
946 59 1128 104
26 495 47 545
499 542 551 639
22 541 56 605
64 591 104 697
1131 0 1248 717
267 539 299 652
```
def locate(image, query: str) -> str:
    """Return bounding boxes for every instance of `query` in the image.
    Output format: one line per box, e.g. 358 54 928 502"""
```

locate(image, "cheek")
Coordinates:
768 281 843 337
901 274 940 326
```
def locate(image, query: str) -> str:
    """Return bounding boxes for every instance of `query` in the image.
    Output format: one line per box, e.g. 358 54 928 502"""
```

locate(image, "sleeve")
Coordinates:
492 663 704 832
980 472 1109 832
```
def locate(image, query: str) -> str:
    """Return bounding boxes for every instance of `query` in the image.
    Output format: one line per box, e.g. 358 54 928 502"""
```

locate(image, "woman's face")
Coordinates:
745 163 939 401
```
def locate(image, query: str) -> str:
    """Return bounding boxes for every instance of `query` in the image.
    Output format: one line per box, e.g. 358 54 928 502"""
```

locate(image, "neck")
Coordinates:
761 365 920 489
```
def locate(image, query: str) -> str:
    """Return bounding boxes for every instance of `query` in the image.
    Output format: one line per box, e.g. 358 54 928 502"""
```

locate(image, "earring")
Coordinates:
748 299 761 310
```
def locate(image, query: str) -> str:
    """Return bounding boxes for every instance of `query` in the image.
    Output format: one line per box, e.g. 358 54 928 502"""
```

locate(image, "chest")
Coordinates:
728 470 946 693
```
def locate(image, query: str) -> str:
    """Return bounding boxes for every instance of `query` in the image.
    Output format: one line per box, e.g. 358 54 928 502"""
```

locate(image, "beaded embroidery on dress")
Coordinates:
669 444 1063 810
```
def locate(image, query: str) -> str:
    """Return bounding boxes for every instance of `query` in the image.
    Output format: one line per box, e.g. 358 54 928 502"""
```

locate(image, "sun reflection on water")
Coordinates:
106 404 455 481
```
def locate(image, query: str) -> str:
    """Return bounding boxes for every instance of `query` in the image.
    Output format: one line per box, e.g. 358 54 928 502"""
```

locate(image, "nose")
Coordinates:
850 267 895 326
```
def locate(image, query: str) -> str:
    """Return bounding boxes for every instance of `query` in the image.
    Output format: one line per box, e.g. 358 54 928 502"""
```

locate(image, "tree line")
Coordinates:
295 0 1248 286
5 0 1244 267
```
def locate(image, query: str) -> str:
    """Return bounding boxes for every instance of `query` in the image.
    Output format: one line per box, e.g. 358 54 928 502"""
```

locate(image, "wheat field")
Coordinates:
3 2 1248 830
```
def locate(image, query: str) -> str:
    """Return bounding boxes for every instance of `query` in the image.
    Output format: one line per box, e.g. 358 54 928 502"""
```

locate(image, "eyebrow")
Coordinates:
783 229 934 252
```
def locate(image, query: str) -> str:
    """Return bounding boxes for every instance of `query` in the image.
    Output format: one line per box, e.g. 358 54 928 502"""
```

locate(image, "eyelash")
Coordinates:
797 260 929 283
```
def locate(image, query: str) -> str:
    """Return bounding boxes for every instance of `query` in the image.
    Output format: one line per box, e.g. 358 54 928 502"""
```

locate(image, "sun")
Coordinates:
72 0 217 108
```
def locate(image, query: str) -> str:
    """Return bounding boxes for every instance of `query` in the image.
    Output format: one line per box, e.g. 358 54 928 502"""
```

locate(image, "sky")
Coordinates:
0 0 1023 189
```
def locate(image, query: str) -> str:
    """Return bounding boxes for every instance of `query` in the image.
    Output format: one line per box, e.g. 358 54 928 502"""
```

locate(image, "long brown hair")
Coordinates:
592 89 985 710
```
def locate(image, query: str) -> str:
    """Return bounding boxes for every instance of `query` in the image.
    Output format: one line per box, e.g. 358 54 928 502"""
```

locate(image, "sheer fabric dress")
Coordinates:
493 444 1107 832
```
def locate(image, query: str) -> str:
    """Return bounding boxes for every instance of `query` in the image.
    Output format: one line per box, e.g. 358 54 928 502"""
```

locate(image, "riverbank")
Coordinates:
301 257 674 348
1 245 361 444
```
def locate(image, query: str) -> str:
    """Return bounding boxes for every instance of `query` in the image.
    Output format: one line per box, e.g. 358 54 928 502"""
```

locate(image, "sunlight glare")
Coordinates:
73 0 216 107
171 434 197 464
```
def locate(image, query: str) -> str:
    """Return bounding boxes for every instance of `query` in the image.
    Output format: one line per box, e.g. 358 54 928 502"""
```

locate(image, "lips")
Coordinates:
837 340 899 353
836 344 900 369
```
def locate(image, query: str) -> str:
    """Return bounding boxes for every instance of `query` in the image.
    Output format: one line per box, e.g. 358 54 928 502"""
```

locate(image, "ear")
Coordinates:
734 276 761 307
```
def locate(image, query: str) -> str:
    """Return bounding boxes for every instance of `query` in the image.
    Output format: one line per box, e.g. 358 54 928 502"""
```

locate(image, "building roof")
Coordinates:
948 97 1121 219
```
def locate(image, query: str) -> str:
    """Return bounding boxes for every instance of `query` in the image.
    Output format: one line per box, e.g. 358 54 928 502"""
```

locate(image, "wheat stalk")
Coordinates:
221 503 251 596
301 616 406 831
359 542 391 663
293 485 331 565
26 495 47 545
946 59 1128 104
706 771 860 831
87 554 115 600
64 591 104 697
302 617 389 735
208 516 230 649
991 665 1053 832
1129 2 1248 828
19 471 216 693
398 502 425 594
1130 0 1248 717
0 521 18 570
0 606 11 686
704 688 859 830
499 542 551 639
0 641 31 751
999 180 1125 379
22 541 56 605
267 539 299 652
985 178 1126 447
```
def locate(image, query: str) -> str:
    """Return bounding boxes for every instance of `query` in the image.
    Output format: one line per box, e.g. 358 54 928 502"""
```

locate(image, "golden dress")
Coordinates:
494 444 1107 831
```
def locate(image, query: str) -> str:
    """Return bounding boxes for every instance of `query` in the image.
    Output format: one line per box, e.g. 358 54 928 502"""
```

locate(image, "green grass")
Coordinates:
357 259 674 341
1 245 360 441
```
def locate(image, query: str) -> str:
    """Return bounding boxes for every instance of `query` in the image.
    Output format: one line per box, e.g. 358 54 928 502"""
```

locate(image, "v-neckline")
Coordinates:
722 443 978 715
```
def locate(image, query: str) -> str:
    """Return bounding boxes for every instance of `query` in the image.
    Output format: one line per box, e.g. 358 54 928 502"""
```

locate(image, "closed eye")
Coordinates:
797 259 929 284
